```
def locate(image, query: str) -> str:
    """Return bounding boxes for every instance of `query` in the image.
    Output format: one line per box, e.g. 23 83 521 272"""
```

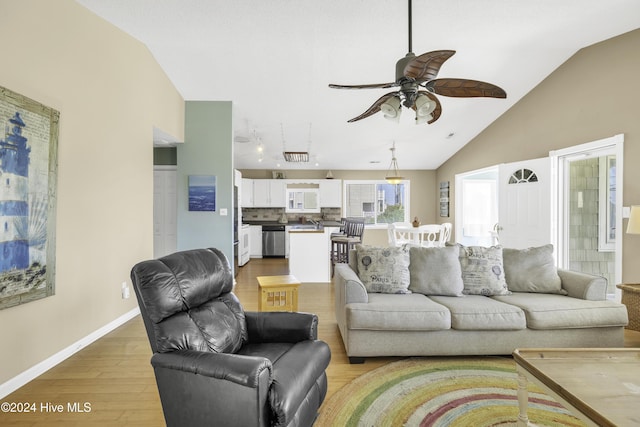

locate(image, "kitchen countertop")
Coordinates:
243 220 342 227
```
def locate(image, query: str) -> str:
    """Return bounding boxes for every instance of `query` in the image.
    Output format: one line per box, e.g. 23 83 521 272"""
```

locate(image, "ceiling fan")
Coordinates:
329 0 506 124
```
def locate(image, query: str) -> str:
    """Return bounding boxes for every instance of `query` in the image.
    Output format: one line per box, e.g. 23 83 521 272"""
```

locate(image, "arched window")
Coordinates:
508 168 538 184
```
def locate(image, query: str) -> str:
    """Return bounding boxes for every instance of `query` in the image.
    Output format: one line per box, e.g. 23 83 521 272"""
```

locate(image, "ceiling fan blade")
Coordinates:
403 50 456 82
412 91 442 124
425 78 507 98
329 82 398 90
346 92 399 122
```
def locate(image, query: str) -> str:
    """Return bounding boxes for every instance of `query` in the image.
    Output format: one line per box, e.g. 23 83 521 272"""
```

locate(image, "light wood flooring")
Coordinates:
2 257 639 426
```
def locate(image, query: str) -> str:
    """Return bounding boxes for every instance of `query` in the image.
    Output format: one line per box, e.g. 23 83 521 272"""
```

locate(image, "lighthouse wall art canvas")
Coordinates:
0 86 59 310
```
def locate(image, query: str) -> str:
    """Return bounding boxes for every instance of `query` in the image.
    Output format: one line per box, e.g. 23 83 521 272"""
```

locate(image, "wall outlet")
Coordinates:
220 208 228 216
121 282 130 299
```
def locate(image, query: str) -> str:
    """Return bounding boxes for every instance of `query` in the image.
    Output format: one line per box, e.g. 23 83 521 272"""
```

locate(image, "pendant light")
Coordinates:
385 142 404 184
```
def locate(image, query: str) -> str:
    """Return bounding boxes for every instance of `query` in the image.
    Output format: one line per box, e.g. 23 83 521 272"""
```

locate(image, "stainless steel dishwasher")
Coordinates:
262 224 286 257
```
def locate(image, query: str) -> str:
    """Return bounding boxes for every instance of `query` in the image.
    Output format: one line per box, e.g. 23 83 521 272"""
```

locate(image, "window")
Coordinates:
343 180 410 225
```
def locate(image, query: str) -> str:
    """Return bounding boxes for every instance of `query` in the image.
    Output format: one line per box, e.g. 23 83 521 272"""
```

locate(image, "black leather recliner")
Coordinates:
130 248 331 427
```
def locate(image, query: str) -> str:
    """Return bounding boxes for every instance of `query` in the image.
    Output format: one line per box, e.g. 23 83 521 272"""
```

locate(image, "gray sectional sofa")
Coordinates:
333 244 629 363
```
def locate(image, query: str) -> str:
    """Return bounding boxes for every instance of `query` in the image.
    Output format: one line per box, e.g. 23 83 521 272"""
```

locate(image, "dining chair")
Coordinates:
419 224 443 248
387 223 398 246
439 222 452 245
392 222 413 246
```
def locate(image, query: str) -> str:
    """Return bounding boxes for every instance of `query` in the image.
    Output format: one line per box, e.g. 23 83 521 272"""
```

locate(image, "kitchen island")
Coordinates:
288 225 339 282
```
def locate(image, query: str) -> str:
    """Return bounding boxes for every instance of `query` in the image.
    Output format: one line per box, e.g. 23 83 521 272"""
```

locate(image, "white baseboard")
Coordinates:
0 307 140 399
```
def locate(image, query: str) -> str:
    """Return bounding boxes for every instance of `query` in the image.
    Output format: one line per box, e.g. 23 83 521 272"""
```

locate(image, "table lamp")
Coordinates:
627 205 640 234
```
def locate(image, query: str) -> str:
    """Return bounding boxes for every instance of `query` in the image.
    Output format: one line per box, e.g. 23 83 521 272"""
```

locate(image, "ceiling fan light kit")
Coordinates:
329 0 506 124
381 96 402 121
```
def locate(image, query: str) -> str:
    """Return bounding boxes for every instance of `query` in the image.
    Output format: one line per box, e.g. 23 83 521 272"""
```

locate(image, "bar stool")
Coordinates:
331 218 365 276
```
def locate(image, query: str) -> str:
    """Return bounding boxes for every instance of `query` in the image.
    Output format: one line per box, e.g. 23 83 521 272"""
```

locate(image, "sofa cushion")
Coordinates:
430 295 526 330
347 293 450 331
503 245 566 294
409 246 464 296
355 245 411 294
491 293 629 329
458 245 510 296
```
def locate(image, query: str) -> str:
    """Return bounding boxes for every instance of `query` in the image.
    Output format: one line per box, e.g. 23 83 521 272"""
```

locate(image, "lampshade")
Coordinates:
415 112 434 125
627 205 640 234
415 94 436 116
380 96 402 122
385 142 404 184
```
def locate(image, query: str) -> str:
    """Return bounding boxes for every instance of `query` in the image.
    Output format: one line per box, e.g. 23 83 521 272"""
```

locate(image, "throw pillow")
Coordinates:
503 244 566 294
458 244 510 296
409 246 464 296
356 244 411 294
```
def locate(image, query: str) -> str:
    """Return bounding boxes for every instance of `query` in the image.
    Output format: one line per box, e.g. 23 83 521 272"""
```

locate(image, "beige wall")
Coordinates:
436 29 640 283
240 169 438 246
0 1 184 384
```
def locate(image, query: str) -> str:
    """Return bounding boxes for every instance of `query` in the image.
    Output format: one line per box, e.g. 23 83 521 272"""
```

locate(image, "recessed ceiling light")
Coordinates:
446 132 455 139
370 160 381 164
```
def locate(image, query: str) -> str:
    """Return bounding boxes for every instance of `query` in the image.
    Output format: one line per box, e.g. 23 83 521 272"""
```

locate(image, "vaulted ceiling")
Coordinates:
76 0 640 170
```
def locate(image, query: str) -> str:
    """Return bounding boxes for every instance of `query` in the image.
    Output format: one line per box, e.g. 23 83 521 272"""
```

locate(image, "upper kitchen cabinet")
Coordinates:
319 179 342 207
253 179 286 207
241 178 254 207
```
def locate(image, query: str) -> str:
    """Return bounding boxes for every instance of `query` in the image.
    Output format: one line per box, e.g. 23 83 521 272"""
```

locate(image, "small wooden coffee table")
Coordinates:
513 348 640 427
257 275 300 312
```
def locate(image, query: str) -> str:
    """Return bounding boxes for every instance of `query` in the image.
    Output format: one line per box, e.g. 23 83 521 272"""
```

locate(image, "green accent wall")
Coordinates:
177 101 233 262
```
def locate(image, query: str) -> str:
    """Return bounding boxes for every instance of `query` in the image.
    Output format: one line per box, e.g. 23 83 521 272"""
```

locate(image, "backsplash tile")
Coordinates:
242 207 341 223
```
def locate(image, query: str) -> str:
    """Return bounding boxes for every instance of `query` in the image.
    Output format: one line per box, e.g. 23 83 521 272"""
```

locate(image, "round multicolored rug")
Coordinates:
317 357 585 427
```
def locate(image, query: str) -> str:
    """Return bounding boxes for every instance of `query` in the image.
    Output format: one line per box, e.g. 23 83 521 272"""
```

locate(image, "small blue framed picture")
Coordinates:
188 175 216 211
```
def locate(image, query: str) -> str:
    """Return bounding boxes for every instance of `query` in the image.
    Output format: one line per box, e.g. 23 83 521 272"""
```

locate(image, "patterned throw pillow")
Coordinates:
457 245 510 296
356 244 411 294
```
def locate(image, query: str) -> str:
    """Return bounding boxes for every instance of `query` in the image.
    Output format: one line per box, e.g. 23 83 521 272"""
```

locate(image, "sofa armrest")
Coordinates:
245 311 318 342
151 349 272 388
334 263 368 304
558 268 608 300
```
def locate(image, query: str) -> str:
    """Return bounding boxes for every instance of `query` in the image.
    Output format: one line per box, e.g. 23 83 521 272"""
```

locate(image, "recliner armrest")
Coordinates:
151 349 272 388
245 311 318 343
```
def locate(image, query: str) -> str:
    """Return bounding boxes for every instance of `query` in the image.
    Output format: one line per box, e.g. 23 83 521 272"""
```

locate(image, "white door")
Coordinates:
153 167 177 258
497 158 551 249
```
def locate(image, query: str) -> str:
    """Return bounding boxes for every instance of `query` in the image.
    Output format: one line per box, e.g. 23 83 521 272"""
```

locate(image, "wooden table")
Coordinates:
513 348 640 427
257 275 300 312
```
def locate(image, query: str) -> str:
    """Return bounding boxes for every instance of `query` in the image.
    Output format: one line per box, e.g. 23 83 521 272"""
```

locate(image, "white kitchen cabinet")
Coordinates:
285 226 290 258
253 179 286 207
249 225 262 257
288 228 332 282
241 178 254 207
320 179 342 207
239 224 250 266
269 180 286 207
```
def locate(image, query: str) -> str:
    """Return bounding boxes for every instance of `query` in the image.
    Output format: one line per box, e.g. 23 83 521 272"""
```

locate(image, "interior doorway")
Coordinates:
153 166 177 258
550 134 624 297
455 166 499 247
